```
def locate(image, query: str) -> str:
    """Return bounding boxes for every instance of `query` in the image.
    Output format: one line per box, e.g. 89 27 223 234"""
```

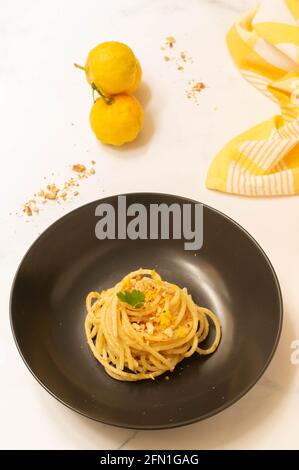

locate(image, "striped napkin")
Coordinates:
206 0 299 196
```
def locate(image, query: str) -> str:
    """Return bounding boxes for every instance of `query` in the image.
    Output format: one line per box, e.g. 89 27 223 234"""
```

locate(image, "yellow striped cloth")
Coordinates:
206 0 299 196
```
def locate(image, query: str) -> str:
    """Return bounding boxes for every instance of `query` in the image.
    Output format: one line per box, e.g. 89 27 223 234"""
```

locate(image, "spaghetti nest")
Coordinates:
85 269 221 381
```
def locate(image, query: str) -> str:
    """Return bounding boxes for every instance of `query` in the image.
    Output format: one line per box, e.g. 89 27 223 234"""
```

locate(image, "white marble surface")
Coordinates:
1 0 299 450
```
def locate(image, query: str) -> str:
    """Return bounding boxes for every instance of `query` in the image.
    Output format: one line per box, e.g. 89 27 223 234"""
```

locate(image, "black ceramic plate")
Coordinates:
10 193 282 429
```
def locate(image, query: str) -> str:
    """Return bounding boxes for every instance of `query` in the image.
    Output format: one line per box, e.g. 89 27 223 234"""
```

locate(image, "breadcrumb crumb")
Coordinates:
20 162 96 217
165 36 176 48
161 37 204 104
72 163 86 173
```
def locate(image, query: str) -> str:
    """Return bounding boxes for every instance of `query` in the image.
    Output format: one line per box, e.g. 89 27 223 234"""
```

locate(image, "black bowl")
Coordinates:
10 193 282 429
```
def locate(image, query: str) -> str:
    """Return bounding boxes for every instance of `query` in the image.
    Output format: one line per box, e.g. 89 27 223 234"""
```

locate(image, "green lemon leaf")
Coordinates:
117 289 145 308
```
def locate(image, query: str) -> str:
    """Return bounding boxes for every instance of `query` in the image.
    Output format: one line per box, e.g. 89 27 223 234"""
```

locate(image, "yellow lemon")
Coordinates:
85 41 138 95
125 58 142 94
90 93 143 146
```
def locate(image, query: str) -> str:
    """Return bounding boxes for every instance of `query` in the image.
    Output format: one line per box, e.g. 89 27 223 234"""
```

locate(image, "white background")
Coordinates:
1 0 299 449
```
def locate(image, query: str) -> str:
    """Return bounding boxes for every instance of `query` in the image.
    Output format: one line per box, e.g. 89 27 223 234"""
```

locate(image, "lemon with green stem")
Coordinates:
89 84 143 146
75 41 141 95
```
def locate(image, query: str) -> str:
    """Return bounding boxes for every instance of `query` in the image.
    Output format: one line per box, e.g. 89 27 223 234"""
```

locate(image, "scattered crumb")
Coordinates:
165 36 176 48
185 80 206 105
20 162 96 217
45 184 60 200
192 81 205 92
91 160 96 165
23 203 33 217
22 199 40 216
72 163 86 173
165 376 170 381
161 37 204 104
